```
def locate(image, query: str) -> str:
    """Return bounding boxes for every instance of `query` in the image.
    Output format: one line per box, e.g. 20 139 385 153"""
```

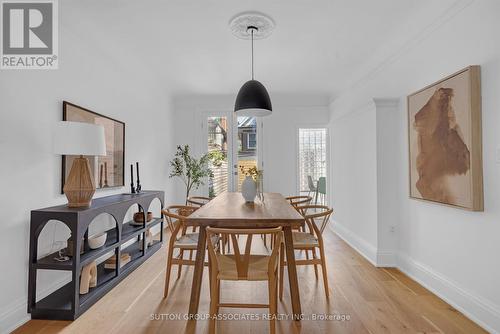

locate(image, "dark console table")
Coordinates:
28 191 164 320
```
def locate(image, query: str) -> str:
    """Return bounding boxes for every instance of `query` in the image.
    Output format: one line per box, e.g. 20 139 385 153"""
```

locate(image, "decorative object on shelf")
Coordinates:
53 241 70 262
62 101 125 192
103 162 109 187
130 164 136 193
136 161 142 193
231 12 274 116
66 236 84 257
104 253 131 270
80 261 97 294
88 232 107 249
169 145 214 204
54 121 106 207
139 230 154 251
408 66 483 211
99 164 104 188
133 211 153 224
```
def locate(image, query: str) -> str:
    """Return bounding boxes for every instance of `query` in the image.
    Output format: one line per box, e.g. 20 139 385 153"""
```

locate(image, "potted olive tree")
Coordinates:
169 145 214 204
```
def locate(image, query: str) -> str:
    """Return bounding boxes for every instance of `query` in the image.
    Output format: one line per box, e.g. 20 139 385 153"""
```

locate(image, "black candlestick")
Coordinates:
136 162 141 193
130 164 136 193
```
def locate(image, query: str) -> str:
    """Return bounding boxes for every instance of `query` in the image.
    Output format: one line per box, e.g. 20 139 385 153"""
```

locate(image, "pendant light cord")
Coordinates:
251 28 254 80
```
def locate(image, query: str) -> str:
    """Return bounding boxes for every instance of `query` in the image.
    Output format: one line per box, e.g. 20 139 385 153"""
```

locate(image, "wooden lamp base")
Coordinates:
63 156 96 208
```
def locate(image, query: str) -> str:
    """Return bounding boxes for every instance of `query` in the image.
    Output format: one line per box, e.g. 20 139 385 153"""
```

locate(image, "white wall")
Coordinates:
329 0 500 332
330 102 378 261
172 94 330 204
0 14 176 334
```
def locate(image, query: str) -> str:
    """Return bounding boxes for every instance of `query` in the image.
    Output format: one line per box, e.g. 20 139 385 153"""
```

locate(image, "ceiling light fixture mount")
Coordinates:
231 12 274 117
229 12 275 40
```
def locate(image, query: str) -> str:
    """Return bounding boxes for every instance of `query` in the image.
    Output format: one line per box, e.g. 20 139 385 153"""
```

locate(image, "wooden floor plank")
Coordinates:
14 227 487 334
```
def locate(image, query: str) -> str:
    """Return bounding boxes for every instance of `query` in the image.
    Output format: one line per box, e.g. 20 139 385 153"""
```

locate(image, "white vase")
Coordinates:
241 176 257 202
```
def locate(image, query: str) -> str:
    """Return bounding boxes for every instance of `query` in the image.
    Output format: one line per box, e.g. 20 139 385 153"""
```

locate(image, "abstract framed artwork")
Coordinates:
62 101 125 193
407 66 483 211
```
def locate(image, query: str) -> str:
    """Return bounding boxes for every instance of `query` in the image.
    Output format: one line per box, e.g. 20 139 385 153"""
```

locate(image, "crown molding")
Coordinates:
330 0 476 106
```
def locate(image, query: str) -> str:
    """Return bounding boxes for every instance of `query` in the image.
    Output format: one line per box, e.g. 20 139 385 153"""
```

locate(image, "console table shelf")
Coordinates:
28 191 164 320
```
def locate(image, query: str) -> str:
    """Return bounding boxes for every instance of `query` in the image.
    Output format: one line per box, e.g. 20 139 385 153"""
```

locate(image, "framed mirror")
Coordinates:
61 101 125 193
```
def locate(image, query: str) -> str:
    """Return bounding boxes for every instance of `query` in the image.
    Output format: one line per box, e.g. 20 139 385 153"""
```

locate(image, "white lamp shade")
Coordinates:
53 121 106 156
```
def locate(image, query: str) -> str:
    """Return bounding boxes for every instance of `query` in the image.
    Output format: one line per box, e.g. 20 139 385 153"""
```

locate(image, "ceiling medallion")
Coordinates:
229 12 275 40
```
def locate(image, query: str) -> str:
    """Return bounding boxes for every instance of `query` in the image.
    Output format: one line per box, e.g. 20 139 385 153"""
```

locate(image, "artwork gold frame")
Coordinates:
407 66 483 211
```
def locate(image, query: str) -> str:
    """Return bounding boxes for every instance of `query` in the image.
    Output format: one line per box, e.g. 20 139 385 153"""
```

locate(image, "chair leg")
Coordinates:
268 276 277 334
319 245 330 299
279 242 285 301
262 234 267 248
312 248 319 279
163 245 175 299
177 250 184 279
209 275 218 334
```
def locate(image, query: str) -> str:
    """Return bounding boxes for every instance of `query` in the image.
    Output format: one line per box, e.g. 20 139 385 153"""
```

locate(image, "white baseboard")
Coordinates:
398 252 500 334
331 221 378 266
0 276 70 334
332 222 500 333
376 250 397 267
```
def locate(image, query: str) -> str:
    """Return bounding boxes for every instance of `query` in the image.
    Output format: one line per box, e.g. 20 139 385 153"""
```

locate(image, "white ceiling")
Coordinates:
64 0 450 99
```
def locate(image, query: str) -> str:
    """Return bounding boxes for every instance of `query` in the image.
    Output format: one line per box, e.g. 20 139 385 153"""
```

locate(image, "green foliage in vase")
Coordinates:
169 145 214 202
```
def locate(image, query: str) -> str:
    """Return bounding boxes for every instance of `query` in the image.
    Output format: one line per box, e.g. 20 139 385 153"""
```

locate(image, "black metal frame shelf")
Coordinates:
28 191 165 320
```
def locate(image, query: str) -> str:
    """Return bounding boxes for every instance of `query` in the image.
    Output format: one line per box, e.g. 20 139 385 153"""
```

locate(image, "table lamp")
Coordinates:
54 121 106 207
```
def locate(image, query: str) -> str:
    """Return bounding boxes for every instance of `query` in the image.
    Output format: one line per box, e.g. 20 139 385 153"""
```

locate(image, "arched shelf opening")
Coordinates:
86 212 120 253
146 197 164 245
36 220 72 267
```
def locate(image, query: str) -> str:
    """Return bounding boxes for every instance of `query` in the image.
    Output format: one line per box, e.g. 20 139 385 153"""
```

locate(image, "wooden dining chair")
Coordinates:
285 195 312 217
206 227 283 334
161 205 218 299
279 205 333 299
261 196 311 250
186 196 212 207
186 196 232 254
186 196 212 249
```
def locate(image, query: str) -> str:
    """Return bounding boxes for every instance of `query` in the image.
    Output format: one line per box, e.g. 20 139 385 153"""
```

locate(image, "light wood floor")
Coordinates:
15 228 487 334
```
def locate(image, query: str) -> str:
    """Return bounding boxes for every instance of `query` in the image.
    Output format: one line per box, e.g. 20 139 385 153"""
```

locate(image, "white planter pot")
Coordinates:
241 176 257 202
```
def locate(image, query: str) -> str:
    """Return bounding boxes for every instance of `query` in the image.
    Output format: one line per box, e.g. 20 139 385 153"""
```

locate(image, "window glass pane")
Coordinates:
298 128 327 198
207 117 228 197
237 117 258 191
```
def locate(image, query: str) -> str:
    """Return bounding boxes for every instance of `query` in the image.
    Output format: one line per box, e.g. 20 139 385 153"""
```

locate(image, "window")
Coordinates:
298 128 327 197
247 133 257 149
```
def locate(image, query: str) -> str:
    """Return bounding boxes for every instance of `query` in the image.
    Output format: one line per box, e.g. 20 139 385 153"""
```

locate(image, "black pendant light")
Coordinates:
234 26 272 116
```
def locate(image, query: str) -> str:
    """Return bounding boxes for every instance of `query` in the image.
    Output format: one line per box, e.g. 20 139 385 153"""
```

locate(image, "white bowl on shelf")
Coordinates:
88 232 107 249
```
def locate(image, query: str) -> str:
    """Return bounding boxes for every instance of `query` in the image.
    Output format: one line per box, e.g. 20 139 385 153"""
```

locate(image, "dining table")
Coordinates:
186 192 305 320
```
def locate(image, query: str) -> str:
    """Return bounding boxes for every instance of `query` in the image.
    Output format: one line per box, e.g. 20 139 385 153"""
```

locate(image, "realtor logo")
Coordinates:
1 0 58 69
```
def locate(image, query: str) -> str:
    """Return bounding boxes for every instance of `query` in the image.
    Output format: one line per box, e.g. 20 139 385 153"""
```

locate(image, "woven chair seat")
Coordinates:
292 231 319 247
174 233 219 249
216 254 271 281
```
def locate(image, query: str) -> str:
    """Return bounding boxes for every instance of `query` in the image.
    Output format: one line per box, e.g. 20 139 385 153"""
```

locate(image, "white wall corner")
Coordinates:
397 252 500 334
330 222 377 266
373 98 400 109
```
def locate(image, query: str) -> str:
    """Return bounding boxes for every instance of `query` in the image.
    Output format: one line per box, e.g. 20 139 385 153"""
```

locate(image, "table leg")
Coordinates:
283 226 302 320
188 225 207 317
